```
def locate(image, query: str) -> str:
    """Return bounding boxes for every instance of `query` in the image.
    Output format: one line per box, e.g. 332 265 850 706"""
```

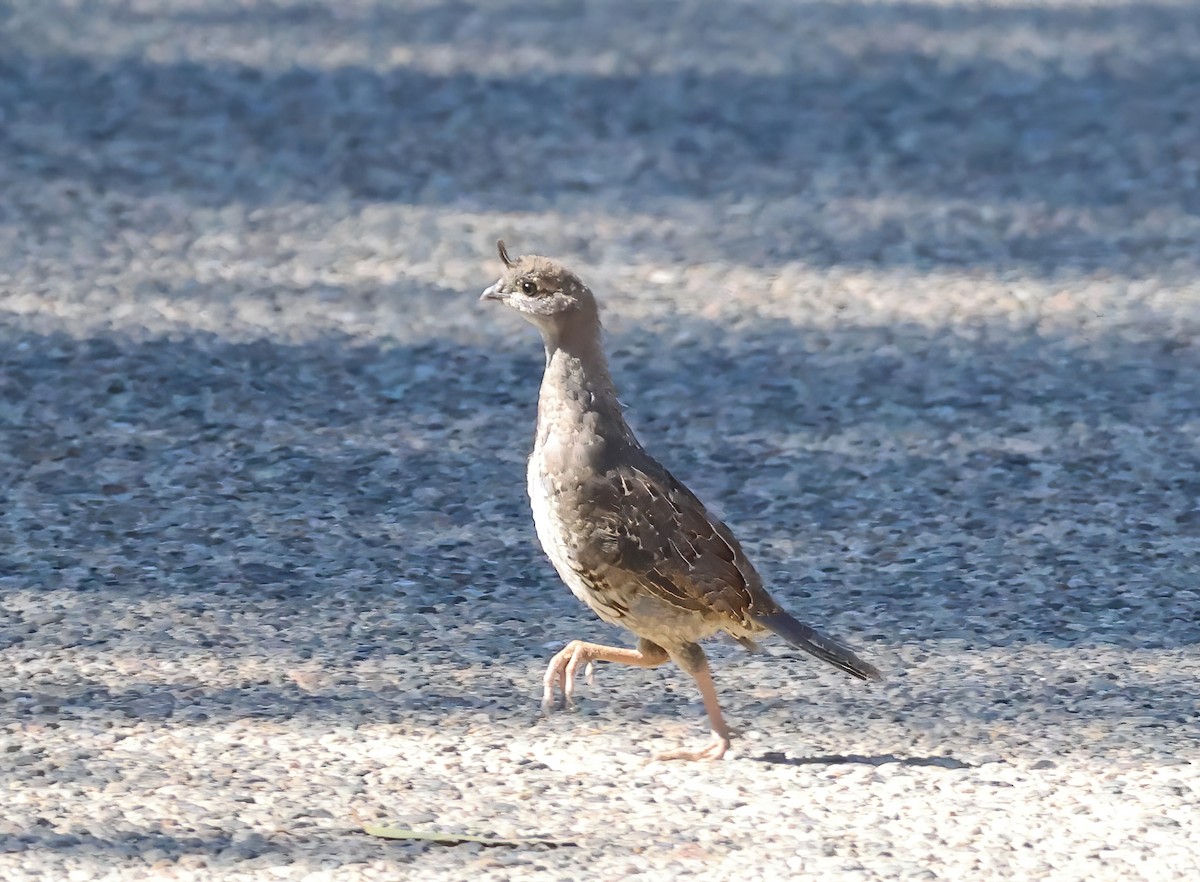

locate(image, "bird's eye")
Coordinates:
521 280 537 295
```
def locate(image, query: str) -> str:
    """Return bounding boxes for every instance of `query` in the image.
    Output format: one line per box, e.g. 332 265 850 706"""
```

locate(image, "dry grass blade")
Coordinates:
362 825 576 847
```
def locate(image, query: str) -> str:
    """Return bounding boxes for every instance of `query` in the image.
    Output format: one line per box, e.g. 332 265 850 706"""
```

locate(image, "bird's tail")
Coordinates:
754 612 882 682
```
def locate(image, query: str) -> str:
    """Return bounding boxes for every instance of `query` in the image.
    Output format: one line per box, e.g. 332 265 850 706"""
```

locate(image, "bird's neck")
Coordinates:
536 322 630 442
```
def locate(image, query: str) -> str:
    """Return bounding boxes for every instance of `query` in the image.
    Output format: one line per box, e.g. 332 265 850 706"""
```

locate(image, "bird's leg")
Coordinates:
655 643 732 762
542 638 669 713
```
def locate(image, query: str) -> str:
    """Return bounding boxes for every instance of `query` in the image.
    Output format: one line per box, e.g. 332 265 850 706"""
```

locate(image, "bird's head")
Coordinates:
479 241 599 335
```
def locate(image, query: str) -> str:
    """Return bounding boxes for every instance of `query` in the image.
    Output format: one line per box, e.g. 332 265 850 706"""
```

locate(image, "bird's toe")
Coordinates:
654 732 731 762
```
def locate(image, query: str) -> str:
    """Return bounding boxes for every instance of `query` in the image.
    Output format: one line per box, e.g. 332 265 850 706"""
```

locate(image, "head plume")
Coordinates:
497 239 514 268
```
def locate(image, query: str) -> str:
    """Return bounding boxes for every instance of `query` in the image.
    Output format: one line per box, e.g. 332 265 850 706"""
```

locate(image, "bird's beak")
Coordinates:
480 281 505 302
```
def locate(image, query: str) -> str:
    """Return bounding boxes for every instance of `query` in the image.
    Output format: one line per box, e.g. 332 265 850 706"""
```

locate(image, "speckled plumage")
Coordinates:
482 241 881 759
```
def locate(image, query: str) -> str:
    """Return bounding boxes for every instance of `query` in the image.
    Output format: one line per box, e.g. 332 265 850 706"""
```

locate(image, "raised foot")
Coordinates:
654 732 731 762
541 640 597 714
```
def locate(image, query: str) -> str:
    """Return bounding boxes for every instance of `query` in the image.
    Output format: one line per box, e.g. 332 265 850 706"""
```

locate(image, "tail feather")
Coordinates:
754 612 882 682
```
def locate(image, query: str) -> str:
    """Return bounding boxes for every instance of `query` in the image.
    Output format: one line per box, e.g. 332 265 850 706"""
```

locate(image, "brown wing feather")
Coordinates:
577 456 779 627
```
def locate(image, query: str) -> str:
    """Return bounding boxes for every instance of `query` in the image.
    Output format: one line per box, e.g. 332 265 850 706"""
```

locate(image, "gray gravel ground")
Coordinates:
2 0 1199 879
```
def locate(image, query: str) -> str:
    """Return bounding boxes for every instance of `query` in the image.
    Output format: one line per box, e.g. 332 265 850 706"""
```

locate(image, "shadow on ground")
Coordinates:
2 1 1198 273
2 307 1197 657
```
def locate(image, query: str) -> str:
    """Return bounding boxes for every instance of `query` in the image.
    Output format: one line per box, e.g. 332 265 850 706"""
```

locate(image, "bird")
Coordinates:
480 240 881 760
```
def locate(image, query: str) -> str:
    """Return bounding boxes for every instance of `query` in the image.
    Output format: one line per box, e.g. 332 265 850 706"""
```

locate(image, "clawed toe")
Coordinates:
654 732 731 762
541 641 590 714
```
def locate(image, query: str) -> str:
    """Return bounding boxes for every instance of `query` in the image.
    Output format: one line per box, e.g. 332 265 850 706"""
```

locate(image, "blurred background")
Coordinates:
1 1 1198 879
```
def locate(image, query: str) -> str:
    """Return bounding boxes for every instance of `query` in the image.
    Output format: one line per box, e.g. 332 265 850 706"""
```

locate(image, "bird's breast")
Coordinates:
527 442 626 625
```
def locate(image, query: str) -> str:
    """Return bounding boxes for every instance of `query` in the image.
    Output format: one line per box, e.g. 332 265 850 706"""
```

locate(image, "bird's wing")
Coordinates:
576 458 779 626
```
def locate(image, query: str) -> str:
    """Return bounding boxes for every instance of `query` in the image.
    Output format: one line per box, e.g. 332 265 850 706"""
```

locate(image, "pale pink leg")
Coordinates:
654 656 732 761
541 639 668 713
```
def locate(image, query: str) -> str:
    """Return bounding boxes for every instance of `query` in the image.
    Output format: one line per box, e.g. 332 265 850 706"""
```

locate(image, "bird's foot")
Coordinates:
653 731 731 762
541 640 595 714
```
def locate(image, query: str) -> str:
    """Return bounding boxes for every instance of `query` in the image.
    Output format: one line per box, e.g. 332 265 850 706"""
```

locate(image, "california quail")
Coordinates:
481 241 881 760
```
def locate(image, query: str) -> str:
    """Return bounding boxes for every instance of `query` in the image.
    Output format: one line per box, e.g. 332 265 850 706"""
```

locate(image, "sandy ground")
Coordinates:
1 1 1198 880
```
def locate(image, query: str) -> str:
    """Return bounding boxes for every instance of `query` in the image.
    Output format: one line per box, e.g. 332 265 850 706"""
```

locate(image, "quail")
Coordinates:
481 241 881 760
